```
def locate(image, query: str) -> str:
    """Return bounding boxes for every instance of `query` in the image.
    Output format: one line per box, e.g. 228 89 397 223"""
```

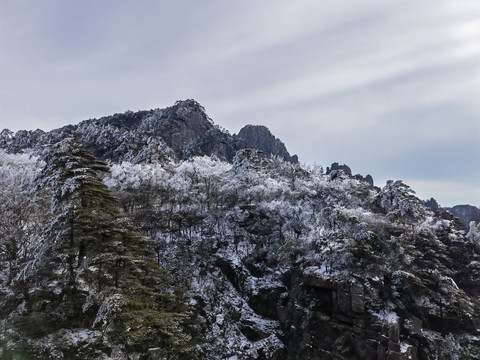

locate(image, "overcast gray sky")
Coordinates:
1 0 479 207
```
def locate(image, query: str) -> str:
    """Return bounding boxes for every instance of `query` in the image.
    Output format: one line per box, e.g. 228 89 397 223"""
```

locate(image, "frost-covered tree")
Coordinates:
0 151 46 285
4 139 198 359
232 148 268 173
375 180 425 221
466 221 480 245
27 139 121 289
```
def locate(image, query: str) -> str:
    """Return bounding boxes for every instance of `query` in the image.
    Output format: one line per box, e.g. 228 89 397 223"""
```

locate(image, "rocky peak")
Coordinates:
326 162 377 189
142 99 217 155
234 125 298 163
169 99 210 118
326 162 352 176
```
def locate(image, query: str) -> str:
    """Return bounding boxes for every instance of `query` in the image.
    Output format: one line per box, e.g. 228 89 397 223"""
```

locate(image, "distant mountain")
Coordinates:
444 204 480 230
423 198 480 230
0 99 297 164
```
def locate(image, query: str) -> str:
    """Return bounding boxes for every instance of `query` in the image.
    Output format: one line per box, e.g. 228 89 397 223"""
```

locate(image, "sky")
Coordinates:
0 0 479 207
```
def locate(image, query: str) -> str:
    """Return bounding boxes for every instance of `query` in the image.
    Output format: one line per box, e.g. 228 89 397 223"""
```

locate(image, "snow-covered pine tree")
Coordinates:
4 139 197 359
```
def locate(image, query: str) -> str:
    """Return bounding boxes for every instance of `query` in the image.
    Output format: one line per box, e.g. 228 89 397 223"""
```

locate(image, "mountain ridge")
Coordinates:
0 99 297 165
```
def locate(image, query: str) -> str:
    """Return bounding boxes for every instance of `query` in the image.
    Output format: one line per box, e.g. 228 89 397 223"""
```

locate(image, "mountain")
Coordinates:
1 101 479 359
0 99 297 164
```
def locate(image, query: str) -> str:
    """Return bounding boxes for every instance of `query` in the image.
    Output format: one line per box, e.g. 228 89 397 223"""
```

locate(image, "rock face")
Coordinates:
235 125 298 163
326 162 352 176
0 99 297 164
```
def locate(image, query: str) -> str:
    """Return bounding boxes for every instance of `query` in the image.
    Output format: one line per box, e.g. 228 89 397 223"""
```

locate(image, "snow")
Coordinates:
372 309 399 324
416 296 441 316
215 313 224 325
303 264 348 278
400 342 412 353
443 276 460 290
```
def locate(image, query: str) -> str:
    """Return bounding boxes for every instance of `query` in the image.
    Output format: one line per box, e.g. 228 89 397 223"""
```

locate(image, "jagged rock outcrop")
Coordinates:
423 198 440 212
326 162 352 176
234 125 298 163
326 162 377 190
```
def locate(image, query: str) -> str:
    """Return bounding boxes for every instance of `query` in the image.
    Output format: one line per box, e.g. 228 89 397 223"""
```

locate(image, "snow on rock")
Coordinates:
372 309 399 324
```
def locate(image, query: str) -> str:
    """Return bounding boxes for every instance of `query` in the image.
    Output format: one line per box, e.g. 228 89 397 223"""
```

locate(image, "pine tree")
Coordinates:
6 139 198 359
